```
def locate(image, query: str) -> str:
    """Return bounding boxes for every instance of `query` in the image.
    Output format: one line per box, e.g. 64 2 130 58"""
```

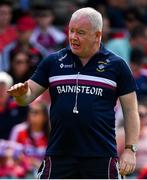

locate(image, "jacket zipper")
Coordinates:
73 72 80 114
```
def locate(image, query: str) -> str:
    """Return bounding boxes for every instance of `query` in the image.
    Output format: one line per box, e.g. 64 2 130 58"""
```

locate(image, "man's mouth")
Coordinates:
71 43 80 49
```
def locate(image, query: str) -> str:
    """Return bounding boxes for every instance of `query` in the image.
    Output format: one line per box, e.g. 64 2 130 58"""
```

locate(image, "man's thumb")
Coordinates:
24 81 28 88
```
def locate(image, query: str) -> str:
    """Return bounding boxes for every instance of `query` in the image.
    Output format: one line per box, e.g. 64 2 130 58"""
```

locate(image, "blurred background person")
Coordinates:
0 0 17 71
129 47 147 99
0 72 28 139
124 7 143 33
3 14 43 72
10 100 50 174
8 50 32 84
136 99 147 173
102 15 111 43
130 0 147 25
106 0 128 29
116 99 147 178
30 5 66 56
106 25 147 63
0 140 27 178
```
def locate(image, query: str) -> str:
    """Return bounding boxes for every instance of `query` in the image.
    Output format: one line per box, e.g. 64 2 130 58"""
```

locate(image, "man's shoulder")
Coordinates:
43 47 69 63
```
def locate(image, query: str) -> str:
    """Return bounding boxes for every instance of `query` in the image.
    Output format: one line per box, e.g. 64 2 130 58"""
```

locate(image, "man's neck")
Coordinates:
79 46 100 66
20 42 30 49
40 26 48 33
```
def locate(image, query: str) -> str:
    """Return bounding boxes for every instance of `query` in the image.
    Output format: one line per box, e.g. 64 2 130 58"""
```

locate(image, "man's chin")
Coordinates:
71 49 81 56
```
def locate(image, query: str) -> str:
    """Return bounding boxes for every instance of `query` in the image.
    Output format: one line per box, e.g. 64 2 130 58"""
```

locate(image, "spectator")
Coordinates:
0 100 50 178
0 140 27 178
30 5 66 56
0 0 17 52
129 47 147 98
102 16 111 43
8 50 32 84
3 14 43 72
10 101 50 170
136 99 147 172
106 25 147 63
0 0 17 71
124 7 143 32
131 0 147 25
49 1 78 26
106 0 128 28
0 72 28 139
116 100 147 178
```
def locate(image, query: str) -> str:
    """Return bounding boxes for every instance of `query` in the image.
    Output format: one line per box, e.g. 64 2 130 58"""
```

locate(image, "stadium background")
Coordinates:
0 0 147 178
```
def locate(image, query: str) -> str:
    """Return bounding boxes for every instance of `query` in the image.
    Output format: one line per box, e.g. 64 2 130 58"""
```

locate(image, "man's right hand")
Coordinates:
7 81 29 97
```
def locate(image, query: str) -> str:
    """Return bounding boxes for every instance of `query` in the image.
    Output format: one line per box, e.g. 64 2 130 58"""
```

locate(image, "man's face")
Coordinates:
0 5 11 27
68 16 101 59
36 15 53 29
139 104 147 127
18 30 32 43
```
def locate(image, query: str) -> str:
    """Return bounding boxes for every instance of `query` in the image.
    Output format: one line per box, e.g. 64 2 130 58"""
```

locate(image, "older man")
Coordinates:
8 7 140 179
0 72 28 139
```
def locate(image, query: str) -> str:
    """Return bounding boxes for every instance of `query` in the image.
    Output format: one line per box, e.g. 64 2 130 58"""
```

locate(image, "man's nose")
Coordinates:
70 32 78 40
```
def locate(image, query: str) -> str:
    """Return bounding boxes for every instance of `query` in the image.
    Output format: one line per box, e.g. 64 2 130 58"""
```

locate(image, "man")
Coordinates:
3 15 43 73
8 7 140 179
129 47 147 99
0 72 28 139
30 4 66 56
106 25 147 63
0 0 17 71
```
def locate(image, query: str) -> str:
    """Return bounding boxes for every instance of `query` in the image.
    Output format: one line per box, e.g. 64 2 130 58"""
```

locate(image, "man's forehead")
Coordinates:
69 16 92 28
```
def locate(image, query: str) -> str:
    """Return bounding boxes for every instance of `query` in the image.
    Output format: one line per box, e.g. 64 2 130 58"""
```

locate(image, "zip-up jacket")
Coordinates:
31 44 136 157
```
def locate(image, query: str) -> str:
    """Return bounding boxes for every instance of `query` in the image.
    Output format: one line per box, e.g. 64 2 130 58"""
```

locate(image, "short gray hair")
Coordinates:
0 72 13 88
71 7 103 32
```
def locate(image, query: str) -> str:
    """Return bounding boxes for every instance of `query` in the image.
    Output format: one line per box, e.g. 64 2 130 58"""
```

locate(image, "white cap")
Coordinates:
0 72 13 88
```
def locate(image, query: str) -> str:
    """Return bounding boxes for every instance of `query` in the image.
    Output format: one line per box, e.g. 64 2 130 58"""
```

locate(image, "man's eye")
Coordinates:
78 31 85 35
70 29 74 33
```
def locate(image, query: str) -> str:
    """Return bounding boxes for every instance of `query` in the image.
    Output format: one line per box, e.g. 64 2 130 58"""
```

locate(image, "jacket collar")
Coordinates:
66 42 109 57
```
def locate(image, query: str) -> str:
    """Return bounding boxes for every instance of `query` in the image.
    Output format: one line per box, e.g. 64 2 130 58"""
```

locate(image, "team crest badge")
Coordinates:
96 59 109 72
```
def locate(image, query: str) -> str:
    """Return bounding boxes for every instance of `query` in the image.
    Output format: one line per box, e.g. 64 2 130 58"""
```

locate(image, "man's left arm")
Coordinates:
119 91 140 176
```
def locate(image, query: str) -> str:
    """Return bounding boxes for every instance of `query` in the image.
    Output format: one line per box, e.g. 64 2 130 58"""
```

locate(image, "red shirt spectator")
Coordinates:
0 1 17 52
10 101 50 158
0 26 17 52
11 122 47 148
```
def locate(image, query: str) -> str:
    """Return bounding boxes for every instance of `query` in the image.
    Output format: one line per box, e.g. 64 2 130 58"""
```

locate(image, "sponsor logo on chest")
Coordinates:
60 63 73 69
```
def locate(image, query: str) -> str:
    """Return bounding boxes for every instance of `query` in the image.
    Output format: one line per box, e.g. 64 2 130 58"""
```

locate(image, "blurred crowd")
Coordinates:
0 0 147 178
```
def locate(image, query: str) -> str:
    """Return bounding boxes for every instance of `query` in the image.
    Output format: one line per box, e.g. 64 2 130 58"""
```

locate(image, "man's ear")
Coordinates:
95 31 102 43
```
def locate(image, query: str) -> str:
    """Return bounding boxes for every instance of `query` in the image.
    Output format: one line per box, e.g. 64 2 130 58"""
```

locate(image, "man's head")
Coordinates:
68 7 103 60
0 72 13 106
0 0 12 28
17 15 36 43
129 47 145 78
10 50 31 78
130 25 147 48
33 5 54 29
138 98 147 127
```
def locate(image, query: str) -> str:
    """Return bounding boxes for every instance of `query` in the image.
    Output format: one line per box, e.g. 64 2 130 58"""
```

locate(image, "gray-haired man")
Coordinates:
8 7 140 179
